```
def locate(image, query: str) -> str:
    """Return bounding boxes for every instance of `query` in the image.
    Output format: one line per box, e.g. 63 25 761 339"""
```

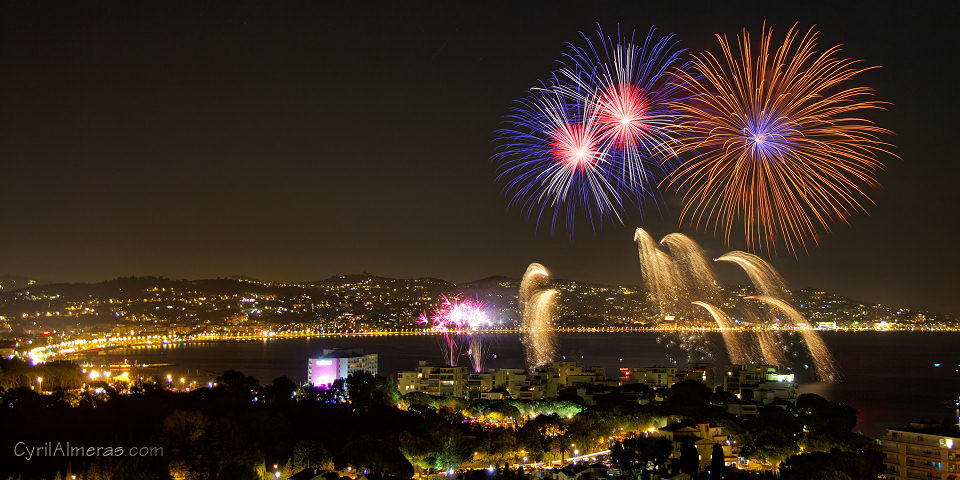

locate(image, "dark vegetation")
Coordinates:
0 359 881 480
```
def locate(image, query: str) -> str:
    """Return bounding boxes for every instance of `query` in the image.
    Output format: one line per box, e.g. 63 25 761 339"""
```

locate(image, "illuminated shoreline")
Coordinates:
24 326 960 364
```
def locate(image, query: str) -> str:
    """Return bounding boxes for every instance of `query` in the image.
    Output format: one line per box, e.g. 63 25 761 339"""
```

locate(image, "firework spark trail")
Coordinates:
634 228 681 318
437 329 462 368
716 251 790 299
519 263 559 370
691 301 751 365
716 251 795 369
418 310 461 367
555 26 688 195
520 263 551 311
747 295 841 382
636 229 720 363
633 229 836 373
468 336 488 373
756 330 787 367
667 23 894 255
523 289 560 369
661 233 719 300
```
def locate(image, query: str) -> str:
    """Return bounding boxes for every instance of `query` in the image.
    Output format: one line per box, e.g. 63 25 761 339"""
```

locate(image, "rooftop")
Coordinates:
888 421 960 438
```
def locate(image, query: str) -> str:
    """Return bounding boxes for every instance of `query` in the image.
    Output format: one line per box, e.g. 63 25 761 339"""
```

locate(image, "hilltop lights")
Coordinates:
10 275 957 367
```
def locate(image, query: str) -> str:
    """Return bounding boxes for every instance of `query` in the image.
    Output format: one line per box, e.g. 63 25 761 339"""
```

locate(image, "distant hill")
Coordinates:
0 273 953 334
0 275 47 290
307 273 453 288
0 276 314 301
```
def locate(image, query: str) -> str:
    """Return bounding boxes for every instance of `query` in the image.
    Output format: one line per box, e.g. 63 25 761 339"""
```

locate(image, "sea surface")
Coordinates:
77 332 960 438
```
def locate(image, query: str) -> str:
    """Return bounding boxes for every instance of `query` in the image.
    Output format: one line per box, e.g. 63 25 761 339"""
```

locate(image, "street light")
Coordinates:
37 377 43 393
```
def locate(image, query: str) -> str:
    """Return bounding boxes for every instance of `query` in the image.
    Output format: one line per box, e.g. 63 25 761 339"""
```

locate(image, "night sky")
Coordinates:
0 1 957 312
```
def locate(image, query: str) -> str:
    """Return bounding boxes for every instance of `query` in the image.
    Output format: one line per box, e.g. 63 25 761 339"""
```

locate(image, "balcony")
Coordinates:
905 449 942 461
905 467 938 480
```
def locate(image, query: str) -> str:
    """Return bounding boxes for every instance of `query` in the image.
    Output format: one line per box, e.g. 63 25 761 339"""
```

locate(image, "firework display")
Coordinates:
495 83 628 233
493 23 893 254
493 27 688 235
556 27 688 192
667 24 893 254
634 228 840 382
419 295 492 370
519 263 560 371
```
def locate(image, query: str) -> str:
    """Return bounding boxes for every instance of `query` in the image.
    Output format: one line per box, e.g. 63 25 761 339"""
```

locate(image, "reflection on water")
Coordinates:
77 332 960 438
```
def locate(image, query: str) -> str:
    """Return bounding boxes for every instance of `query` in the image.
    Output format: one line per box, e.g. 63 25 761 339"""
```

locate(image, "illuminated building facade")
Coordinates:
400 361 616 400
307 348 378 387
397 361 469 397
658 421 739 468
623 362 717 389
723 364 796 403
881 422 960 479
625 366 679 388
676 362 715 387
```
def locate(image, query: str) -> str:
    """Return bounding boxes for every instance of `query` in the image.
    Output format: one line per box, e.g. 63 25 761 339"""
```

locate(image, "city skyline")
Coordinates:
1 1 958 314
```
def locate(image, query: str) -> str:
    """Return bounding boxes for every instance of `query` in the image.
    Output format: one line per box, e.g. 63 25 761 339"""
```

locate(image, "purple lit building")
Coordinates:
307 348 378 387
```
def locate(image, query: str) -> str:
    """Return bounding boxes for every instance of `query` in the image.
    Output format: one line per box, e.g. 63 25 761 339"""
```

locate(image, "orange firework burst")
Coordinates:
666 23 895 255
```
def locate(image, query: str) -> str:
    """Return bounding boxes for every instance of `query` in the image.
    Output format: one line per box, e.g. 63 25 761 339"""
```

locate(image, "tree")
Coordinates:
195 417 263 479
262 376 297 405
399 391 438 410
163 409 209 454
796 394 859 435
678 438 699 475
779 452 852 480
825 403 859 434
740 406 803 465
341 436 414 479
610 436 673 474
290 440 334 471
345 371 399 408
399 427 472 473
215 370 260 402
665 380 712 407
482 401 521 425
780 450 881 480
709 443 726 479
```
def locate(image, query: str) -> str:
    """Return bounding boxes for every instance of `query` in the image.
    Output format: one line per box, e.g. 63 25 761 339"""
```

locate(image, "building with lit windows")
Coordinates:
881 422 960 479
399 361 616 400
307 348 378 387
676 362 715 388
397 361 469 397
658 421 739 469
624 366 679 388
722 364 796 404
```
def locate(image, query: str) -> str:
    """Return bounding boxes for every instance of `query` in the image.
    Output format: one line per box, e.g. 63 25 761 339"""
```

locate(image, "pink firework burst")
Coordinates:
550 122 601 173
420 295 492 368
593 83 652 149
